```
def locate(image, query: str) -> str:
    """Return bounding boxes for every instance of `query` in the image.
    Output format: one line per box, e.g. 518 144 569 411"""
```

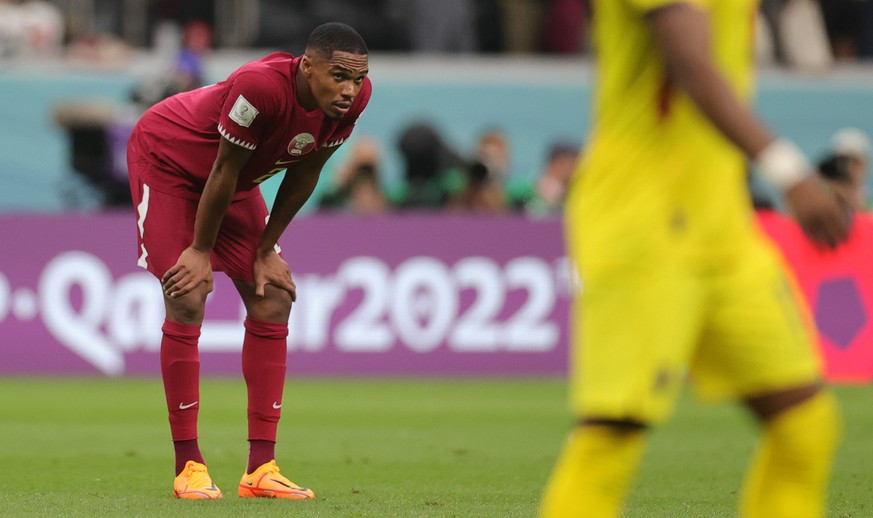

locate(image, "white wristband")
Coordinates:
754 138 812 191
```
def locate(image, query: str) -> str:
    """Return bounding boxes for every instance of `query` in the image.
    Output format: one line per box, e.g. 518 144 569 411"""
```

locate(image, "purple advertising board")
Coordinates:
0 212 571 377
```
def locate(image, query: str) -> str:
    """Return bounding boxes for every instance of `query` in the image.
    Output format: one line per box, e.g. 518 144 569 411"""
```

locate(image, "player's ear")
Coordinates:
300 54 312 79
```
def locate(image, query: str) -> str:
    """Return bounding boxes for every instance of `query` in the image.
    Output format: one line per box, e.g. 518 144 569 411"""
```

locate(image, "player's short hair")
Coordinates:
306 22 368 58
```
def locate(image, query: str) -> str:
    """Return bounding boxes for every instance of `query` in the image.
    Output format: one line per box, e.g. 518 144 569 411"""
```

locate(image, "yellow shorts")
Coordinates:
569 244 822 424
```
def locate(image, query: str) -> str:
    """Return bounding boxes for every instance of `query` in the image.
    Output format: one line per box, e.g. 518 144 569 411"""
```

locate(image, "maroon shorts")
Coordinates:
128 160 271 283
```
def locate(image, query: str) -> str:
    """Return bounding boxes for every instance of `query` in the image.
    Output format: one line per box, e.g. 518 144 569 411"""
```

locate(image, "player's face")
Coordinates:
303 50 368 119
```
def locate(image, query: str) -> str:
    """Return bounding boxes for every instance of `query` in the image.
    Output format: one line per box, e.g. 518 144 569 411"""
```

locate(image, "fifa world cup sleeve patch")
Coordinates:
229 94 259 128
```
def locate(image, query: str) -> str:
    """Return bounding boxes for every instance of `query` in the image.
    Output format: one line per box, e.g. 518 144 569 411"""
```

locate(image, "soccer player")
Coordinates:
126 22 371 500
540 2 851 517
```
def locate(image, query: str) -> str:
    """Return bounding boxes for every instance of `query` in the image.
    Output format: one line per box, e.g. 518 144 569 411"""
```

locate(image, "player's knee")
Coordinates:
254 286 293 322
164 291 208 324
758 390 841 471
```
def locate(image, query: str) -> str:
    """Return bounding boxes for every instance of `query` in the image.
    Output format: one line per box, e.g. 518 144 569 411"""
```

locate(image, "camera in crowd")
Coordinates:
817 153 854 184
467 160 493 187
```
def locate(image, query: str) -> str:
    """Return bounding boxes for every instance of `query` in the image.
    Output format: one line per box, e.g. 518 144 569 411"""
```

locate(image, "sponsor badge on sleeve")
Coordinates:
229 95 259 127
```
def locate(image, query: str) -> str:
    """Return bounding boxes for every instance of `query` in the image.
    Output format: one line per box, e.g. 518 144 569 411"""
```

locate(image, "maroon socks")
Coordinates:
162 316 289 475
161 319 203 474
242 317 288 472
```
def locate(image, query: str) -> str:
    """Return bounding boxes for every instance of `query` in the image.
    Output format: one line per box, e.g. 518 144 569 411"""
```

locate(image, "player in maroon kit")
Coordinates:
126 22 371 500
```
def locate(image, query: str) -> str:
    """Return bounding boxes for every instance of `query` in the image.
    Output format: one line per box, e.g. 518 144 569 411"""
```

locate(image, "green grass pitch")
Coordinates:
0 377 870 517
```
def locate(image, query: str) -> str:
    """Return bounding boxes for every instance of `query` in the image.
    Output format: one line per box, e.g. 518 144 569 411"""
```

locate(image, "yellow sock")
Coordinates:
540 425 646 518
740 391 841 518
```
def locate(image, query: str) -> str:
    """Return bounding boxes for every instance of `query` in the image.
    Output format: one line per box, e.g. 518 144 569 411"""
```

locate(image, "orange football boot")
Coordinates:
173 460 222 499
238 460 315 499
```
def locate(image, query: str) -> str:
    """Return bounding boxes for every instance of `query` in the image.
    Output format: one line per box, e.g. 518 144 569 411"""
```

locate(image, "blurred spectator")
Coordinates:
474 0 505 53
818 0 868 60
404 0 477 53
54 16 212 210
760 0 832 71
833 127 872 164
860 3 873 58
522 141 580 216
754 128 872 213
759 0 784 64
500 0 545 53
58 0 213 60
148 0 214 40
449 161 507 212
0 0 63 58
542 0 587 54
255 0 408 52
65 32 131 64
254 0 307 50
28 0 873 60
131 21 209 109
474 129 512 183
396 122 467 209
824 127 871 211
818 154 861 213
53 101 130 208
319 137 390 215
447 129 511 213
311 0 408 52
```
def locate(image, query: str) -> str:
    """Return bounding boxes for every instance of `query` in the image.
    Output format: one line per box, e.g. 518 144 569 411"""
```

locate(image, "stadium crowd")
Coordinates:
317 124 580 215
10 0 873 215
3 0 873 62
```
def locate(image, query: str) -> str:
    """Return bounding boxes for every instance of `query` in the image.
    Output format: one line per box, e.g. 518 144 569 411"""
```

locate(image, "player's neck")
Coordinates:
294 71 318 111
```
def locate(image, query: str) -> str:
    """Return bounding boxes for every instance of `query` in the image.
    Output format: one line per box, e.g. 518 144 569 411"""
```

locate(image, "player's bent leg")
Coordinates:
740 384 841 518
163 283 210 325
234 282 292 447
540 419 647 518
240 316 288 463
160 285 212 477
234 280 294 323
232 280 310 496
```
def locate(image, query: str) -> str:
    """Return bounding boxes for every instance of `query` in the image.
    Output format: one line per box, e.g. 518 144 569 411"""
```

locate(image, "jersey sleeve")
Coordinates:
324 77 373 148
217 69 284 150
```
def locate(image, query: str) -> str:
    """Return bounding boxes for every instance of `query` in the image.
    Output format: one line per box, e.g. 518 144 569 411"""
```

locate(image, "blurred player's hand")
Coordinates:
254 251 297 300
162 246 214 298
784 175 852 250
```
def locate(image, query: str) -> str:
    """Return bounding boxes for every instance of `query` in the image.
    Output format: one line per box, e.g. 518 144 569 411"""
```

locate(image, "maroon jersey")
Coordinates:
130 52 371 200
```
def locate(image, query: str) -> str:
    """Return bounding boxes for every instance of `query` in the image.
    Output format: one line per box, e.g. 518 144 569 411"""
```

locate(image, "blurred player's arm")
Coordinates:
646 3 850 248
162 137 253 298
253 145 339 298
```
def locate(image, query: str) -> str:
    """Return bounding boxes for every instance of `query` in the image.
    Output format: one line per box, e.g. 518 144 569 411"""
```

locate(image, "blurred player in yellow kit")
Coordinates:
540 1 852 517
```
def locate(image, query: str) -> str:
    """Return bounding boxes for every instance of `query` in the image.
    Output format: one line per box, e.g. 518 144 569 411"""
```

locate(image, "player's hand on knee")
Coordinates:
785 176 852 250
162 247 214 298
254 251 297 301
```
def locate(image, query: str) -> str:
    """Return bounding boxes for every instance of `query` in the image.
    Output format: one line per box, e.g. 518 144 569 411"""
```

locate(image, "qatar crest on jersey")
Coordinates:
288 132 316 156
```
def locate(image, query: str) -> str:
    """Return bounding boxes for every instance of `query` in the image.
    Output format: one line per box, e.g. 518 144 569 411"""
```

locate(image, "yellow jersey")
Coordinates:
567 0 762 274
